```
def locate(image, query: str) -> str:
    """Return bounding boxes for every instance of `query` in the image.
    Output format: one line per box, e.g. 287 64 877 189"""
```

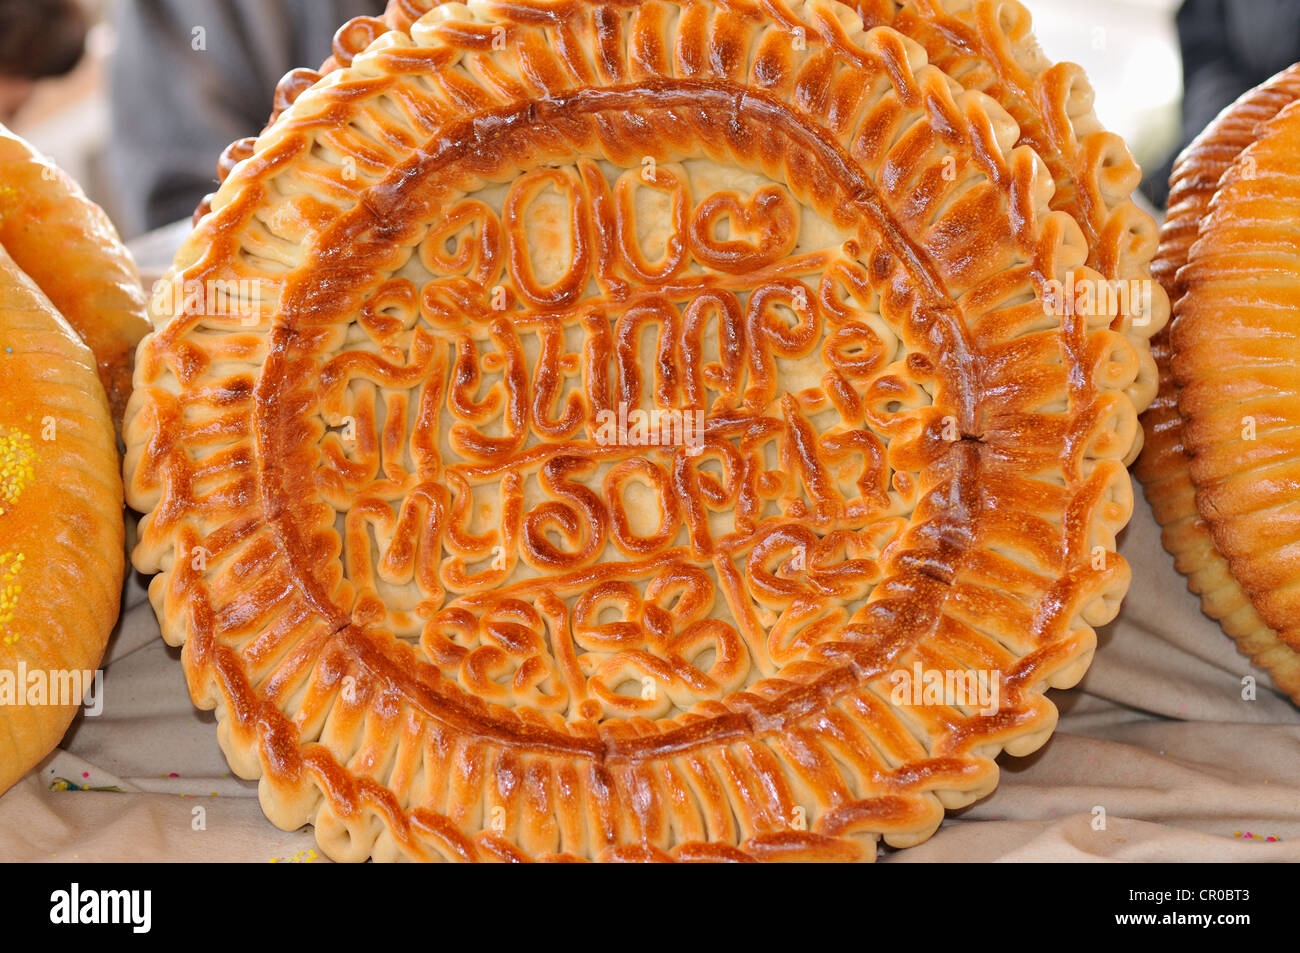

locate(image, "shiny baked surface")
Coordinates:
125 0 1161 861
0 127 149 427
1136 65 1300 704
0 242 124 796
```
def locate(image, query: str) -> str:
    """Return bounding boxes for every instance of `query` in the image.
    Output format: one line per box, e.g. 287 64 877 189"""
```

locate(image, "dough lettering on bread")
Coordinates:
125 0 1163 861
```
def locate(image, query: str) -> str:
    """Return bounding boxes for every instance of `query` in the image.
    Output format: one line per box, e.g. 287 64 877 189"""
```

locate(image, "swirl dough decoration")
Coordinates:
125 0 1164 861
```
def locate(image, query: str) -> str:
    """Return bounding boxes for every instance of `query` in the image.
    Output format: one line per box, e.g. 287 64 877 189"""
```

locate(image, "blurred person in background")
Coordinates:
1144 0 1300 207
0 0 89 123
107 0 385 238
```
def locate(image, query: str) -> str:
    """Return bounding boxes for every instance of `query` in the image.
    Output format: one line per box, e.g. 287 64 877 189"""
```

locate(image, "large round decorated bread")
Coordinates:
1136 65 1300 704
124 0 1164 861
0 125 146 795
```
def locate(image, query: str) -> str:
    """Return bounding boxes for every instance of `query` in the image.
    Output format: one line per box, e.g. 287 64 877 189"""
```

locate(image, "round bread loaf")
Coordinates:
0 125 150 426
126 0 1163 861
1136 66 1300 703
0 241 125 795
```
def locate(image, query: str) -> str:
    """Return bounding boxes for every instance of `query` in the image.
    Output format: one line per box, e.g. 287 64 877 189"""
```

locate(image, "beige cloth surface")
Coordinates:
0 483 1296 863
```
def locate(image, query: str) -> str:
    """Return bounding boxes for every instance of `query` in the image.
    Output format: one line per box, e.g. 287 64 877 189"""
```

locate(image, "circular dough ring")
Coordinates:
0 125 150 427
129 0 1149 861
1134 65 1300 704
0 243 124 795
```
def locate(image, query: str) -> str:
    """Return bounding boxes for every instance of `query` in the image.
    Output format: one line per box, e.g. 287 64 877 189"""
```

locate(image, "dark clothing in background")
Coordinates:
1144 0 1300 208
107 0 385 237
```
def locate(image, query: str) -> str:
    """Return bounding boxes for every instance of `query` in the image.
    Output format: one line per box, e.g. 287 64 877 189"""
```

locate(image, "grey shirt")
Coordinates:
107 0 385 237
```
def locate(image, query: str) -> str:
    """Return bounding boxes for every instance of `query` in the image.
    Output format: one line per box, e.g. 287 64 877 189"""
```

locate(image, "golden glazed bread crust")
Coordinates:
0 125 150 426
1170 95 1300 684
863 0 1166 418
0 242 125 796
127 0 1159 861
1134 66 1300 703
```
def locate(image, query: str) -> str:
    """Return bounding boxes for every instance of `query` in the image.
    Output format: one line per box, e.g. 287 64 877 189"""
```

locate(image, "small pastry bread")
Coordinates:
0 242 125 796
126 0 1162 861
0 125 150 426
1136 65 1300 703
